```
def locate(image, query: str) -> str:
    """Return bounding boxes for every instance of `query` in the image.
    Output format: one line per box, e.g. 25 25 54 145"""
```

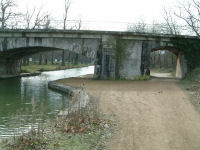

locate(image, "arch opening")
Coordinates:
0 46 94 76
150 46 179 79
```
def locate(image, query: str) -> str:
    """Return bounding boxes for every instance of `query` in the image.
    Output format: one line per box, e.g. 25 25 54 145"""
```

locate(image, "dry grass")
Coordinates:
0 88 115 150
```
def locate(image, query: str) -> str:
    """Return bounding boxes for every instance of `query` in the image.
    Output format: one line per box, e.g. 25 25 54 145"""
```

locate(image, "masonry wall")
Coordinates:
118 40 142 79
95 38 143 79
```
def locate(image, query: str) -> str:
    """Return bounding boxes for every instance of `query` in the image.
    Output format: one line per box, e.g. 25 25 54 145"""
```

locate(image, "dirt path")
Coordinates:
151 72 173 78
58 78 200 150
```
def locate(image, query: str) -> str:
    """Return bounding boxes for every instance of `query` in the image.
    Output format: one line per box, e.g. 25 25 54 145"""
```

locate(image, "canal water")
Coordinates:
0 66 94 141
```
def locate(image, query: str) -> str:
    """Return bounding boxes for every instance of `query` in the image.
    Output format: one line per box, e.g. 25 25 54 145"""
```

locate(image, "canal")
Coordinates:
0 66 94 141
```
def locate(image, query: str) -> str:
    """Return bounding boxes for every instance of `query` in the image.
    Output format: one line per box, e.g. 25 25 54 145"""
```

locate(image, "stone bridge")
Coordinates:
0 29 197 79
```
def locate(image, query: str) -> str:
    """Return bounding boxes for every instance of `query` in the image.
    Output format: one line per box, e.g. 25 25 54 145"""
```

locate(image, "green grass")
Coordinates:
180 67 200 113
21 63 92 74
182 67 200 82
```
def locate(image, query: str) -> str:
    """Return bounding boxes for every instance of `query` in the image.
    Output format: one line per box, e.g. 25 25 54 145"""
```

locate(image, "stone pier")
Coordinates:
0 59 21 76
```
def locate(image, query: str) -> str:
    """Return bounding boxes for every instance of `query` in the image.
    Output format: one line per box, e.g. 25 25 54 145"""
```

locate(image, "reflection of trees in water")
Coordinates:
0 78 22 115
20 76 70 116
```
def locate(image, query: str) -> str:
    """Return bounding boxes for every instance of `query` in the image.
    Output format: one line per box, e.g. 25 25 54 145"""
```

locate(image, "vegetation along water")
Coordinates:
0 66 94 142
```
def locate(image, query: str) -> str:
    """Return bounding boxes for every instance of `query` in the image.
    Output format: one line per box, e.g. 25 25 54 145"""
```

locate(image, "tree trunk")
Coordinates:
51 52 54 65
44 57 48 65
159 51 161 68
39 54 43 65
61 50 65 66
74 53 79 65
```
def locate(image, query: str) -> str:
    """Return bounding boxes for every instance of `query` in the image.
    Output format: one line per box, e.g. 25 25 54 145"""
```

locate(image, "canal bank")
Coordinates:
0 66 94 141
48 80 90 116
0 66 117 150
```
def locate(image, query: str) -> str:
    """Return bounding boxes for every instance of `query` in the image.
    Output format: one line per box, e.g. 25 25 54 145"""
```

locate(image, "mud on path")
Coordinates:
58 78 200 150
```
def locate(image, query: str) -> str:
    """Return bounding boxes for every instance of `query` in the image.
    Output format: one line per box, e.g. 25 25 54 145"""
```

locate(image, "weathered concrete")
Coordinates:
48 81 90 116
0 29 197 78
119 40 142 79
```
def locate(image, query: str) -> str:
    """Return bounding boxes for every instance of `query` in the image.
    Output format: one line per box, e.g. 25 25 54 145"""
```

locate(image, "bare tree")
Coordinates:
24 7 50 29
127 20 165 34
162 7 181 35
25 8 35 29
63 0 71 30
32 9 49 29
127 19 147 32
0 0 16 29
173 0 200 37
43 15 51 29
69 18 82 30
76 17 82 30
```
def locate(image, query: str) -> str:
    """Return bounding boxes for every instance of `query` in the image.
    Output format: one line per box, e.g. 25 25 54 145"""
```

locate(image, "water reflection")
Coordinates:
0 66 94 140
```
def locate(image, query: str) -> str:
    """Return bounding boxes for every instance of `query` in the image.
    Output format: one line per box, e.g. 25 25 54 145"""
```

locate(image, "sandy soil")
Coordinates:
58 78 200 150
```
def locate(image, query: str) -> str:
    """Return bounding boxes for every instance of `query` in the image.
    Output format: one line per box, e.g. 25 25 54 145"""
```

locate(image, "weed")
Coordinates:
0 88 115 150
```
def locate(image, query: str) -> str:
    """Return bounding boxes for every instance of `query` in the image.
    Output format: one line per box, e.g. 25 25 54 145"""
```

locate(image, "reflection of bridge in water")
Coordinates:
0 29 197 79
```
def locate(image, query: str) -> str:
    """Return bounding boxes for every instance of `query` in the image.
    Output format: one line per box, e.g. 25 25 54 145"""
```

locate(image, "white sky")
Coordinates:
11 0 185 31
16 0 177 23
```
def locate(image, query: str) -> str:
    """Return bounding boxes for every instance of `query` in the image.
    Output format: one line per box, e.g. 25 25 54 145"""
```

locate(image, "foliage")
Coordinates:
171 37 200 69
133 75 151 80
180 67 200 113
183 67 200 82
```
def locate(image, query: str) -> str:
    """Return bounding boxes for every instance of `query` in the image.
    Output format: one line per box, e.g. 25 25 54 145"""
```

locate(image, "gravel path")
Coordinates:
58 78 200 150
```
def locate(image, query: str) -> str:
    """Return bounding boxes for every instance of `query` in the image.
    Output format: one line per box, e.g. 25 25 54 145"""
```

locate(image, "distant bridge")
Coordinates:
0 29 197 79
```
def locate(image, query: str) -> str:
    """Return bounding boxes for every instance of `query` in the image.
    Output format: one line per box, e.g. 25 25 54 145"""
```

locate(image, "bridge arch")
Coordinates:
0 36 100 76
150 46 187 78
1 46 62 59
0 44 97 75
151 46 179 57
0 46 65 75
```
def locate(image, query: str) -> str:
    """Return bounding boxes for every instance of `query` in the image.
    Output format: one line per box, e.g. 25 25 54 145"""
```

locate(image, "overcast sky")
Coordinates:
14 0 180 30
16 0 179 22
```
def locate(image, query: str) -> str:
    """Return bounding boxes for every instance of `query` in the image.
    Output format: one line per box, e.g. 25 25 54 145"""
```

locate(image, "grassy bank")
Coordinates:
0 91 116 150
180 67 200 112
21 63 92 74
1 116 115 150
